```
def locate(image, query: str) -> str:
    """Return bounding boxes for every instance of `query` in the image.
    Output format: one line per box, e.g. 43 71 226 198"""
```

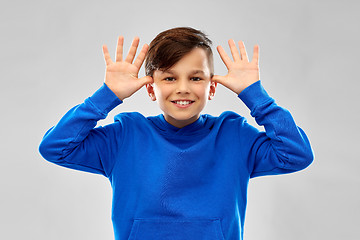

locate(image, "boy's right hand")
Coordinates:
102 36 153 101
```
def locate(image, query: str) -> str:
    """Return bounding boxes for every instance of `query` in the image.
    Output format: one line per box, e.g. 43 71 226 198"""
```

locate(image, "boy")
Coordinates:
39 27 313 240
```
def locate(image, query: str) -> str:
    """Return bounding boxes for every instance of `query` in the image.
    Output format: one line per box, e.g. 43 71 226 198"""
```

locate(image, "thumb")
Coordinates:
139 76 154 86
212 75 226 85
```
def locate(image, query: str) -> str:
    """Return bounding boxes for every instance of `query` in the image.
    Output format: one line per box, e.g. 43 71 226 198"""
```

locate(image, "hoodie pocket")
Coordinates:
127 218 225 240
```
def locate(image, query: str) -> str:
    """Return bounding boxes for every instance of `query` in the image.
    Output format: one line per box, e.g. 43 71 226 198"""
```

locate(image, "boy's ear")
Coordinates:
208 81 217 100
146 83 156 101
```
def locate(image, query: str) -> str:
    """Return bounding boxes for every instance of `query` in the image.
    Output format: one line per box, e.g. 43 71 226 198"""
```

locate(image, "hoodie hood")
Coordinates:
146 114 215 138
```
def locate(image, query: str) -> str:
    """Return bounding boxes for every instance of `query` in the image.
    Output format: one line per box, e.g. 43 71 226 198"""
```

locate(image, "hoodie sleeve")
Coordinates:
39 83 123 177
238 80 314 178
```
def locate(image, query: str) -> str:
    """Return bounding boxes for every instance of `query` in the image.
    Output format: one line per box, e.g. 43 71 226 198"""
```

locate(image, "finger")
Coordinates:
251 44 259 65
133 44 149 69
211 75 226 85
125 36 140 63
116 36 124 62
216 45 233 69
228 39 241 62
139 76 154 86
238 41 249 61
102 45 113 66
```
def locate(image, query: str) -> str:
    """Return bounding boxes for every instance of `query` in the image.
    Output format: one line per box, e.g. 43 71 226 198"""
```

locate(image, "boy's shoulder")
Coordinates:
205 111 248 130
113 111 246 123
113 111 146 122
113 112 152 128
205 111 247 122
111 111 247 131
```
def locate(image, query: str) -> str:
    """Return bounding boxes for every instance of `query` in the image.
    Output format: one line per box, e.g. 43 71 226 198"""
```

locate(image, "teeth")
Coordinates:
175 101 192 105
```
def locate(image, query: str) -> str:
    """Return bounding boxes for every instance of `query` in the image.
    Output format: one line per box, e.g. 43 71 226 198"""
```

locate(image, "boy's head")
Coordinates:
145 27 217 128
145 27 214 77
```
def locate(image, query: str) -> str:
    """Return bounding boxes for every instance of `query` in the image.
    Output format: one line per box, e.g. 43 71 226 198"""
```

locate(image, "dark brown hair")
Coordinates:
145 27 213 77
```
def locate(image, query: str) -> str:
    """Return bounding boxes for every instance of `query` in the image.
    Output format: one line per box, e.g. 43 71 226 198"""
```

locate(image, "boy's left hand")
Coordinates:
212 40 260 95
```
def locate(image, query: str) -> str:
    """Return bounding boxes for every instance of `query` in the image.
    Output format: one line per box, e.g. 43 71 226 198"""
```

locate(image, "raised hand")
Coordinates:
212 40 260 95
102 36 153 101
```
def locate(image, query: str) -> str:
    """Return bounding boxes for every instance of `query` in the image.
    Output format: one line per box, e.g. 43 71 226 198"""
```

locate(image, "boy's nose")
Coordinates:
176 79 190 94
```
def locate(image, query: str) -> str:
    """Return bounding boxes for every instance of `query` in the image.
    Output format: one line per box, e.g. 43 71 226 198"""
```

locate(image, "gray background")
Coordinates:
1 0 359 239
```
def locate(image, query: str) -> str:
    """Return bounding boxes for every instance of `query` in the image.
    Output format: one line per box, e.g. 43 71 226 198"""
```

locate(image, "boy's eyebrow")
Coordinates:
161 69 206 75
161 69 176 74
190 70 205 75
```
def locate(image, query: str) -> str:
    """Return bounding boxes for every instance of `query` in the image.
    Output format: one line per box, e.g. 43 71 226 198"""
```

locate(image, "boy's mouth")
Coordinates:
171 100 195 107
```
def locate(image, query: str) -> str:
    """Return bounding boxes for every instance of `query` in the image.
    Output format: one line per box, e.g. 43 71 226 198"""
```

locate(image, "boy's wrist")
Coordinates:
238 80 272 111
88 83 123 114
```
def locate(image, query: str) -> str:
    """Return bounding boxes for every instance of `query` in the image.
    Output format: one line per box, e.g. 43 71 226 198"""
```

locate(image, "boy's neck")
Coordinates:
163 114 201 129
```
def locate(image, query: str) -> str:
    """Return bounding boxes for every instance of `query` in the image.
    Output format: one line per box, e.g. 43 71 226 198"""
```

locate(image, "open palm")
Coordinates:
212 40 260 95
102 36 153 101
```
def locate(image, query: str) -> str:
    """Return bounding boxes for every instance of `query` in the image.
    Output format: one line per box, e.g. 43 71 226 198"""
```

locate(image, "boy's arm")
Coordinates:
39 84 122 177
213 40 313 177
39 36 152 177
238 80 313 177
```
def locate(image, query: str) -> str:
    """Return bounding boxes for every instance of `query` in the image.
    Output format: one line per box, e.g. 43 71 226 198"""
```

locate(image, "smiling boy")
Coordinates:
39 27 313 240
147 47 215 128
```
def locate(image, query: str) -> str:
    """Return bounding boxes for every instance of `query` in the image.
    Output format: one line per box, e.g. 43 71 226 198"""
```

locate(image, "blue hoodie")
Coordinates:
39 80 313 240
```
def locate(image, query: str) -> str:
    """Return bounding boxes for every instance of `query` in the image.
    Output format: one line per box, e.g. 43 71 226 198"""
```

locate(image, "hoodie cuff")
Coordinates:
238 80 273 111
88 83 122 114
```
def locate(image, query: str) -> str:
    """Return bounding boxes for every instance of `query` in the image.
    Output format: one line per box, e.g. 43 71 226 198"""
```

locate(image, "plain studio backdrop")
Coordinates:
1 0 359 239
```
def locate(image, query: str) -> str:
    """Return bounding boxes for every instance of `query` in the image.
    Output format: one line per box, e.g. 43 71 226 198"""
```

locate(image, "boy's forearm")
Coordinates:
239 81 314 175
39 83 121 163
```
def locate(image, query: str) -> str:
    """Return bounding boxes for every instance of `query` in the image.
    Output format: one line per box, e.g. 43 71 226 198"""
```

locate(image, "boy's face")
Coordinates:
147 48 216 128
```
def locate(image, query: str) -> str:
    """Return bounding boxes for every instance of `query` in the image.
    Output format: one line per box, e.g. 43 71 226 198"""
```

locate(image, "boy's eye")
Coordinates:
164 77 175 81
191 77 201 81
